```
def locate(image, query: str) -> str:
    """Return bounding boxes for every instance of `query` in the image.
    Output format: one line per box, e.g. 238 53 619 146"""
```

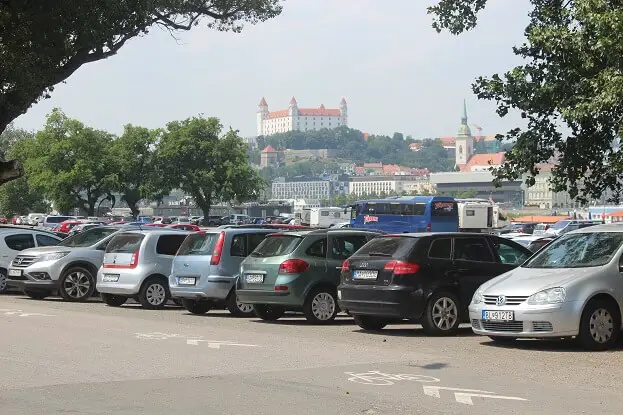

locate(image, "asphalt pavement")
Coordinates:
0 294 621 414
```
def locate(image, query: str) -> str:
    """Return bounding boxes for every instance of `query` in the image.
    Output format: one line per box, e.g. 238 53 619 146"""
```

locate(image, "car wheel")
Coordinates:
421 292 461 336
577 297 621 351
226 291 254 317
59 267 95 302
253 304 286 321
354 315 387 331
0 270 7 293
488 336 517 343
182 299 213 315
24 289 50 300
138 278 170 310
101 293 128 307
303 287 339 324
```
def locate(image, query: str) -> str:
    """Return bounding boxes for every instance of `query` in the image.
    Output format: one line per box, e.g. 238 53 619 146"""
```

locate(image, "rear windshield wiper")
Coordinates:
250 252 265 257
366 252 392 257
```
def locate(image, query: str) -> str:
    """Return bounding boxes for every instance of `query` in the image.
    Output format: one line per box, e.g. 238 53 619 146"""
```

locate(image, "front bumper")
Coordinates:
7 278 59 292
169 274 235 300
468 301 581 338
337 284 425 319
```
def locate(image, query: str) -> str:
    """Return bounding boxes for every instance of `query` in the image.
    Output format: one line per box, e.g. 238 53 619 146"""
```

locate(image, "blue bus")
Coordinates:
348 196 459 233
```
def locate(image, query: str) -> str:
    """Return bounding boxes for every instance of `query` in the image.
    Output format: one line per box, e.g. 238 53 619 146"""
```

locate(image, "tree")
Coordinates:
0 1 283 184
24 109 116 215
157 116 264 225
112 125 169 218
0 123 32 159
428 0 623 202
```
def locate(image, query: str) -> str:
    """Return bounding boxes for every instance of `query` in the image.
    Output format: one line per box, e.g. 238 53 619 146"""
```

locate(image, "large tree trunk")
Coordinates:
199 203 212 226
0 159 24 185
129 203 140 220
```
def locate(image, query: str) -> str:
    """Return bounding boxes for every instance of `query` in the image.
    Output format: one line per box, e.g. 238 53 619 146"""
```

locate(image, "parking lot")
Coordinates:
1 294 622 414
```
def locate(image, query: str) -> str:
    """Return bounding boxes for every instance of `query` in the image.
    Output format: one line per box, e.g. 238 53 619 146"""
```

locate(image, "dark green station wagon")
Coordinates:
237 229 383 324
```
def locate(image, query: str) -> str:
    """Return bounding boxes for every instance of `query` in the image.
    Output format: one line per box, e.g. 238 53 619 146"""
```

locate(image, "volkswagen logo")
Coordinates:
496 295 506 306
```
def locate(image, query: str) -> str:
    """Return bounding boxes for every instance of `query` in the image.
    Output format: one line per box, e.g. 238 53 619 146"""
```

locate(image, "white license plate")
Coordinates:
178 277 196 286
482 310 514 321
353 270 378 280
245 274 264 284
8 268 22 277
102 274 119 283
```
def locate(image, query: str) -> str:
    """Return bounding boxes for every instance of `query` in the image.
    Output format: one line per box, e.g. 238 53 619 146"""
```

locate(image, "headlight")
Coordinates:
471 290 483 304
527 287 566 305
36 252 71 262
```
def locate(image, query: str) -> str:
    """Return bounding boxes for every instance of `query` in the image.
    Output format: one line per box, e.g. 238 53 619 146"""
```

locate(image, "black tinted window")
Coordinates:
177 233 220 256
58 227 117 247
230 234 246 257
106 234 145 253
248 233 268 253
331 235 368 260
5 234 35 251
45 216 72 224
362 203 388 215
356 236 416 259
156 234 188 255
306 238 327 258
428 238 451 259
454 237 494 262
251 235 302 257
36 234 60 247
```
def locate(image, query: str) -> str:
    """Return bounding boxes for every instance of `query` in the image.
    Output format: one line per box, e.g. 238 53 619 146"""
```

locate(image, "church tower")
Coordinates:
257 97 268 136
455 99 473 167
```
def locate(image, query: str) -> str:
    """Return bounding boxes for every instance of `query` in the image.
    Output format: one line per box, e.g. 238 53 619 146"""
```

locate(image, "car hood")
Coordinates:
19 246 81 256
481 266 600 296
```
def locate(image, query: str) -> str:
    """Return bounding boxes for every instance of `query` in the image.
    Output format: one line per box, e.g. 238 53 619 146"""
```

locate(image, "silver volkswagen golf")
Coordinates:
470 224 623 350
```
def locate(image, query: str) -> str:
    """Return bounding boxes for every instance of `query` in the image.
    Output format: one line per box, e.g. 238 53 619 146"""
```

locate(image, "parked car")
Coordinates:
5 226 133 300
237 229 383 324
96 229 190 309
544 219 603 237
0 226 64 294
509 235 556 253
41 215 75 229
169 227 285 316
337 232 532 335
532 223 551 236
469 224 623 350
167 223 201 232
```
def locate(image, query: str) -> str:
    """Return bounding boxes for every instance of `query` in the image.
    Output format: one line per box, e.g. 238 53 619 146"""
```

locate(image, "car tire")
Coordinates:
488 336 517 343
303 287 339 324
354 315 387 331
577 297 621 351
172 298 183 307
421 291 461 336
253 304 286 321
138 277 170 310
182 299 213 315
226 291 255 317
58 266 95 302
101 293 128 307
24 290 49 300
0 270 7 294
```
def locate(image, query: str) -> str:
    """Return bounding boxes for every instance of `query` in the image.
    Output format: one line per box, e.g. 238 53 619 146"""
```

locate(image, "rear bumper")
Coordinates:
169 274 235 300
236 289 294 305
337 284 425 319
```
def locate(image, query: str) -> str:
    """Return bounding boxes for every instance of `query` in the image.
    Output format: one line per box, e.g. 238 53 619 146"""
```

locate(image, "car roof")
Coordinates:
384 232 498 238
0 225 60 235
113 228 191 236
569 223 623 233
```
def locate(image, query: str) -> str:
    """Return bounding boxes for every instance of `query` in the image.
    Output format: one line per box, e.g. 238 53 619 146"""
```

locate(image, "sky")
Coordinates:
14 0 532 139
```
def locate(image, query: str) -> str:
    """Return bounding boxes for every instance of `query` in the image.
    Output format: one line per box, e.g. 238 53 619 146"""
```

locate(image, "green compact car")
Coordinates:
237 229 382 324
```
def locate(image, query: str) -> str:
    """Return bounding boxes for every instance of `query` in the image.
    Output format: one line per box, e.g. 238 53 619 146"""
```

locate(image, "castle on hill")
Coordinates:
256 97 348 136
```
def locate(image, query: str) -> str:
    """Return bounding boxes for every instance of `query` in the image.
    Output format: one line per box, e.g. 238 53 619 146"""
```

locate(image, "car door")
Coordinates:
487 236 531 270
452 236 501 309
424 237 456 291
327 233 370 286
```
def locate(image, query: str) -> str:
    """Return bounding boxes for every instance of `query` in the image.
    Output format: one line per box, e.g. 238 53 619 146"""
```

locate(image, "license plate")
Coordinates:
353 270 378 280
482 310 514 321
178 277 196 286
245 274 264 284
102 274 119 283
8 268 22 277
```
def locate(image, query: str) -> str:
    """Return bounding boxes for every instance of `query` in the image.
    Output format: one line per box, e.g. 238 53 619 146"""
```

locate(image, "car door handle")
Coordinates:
455 269 468 272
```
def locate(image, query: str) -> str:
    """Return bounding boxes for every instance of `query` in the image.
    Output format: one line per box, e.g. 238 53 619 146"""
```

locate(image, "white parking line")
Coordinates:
186 340 259 349
0 308 55 317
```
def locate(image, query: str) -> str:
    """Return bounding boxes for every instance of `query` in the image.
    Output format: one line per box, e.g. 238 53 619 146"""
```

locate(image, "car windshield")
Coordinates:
250 235 302 257
355 236 416 259
176 233 220 256
58 227 117 247
523 232 623 268
551 220 570 229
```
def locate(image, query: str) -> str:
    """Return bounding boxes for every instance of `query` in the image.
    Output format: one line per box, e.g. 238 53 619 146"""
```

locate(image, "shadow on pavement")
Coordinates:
250 316 355 326
480 334 623 352
354 326 475 338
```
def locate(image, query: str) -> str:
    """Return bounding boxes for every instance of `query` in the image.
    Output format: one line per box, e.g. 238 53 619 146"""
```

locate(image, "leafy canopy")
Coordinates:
428 0 623 202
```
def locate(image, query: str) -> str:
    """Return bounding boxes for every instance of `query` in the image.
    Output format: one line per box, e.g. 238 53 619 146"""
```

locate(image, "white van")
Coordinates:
229 214 250 224
309 207 351 228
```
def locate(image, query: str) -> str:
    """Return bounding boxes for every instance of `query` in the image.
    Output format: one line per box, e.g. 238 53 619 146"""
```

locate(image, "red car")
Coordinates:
167 224 201 232
54 220 83 233
145 223 168 227
0 216 7 224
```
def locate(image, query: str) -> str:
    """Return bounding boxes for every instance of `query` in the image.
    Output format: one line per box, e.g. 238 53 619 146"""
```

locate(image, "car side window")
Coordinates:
306 238 327 258
453 237 494 262
5 234 36 251
36 234 60 247
331 235 367 260
156 235 187 256
247 233 268 254
491 239 530 265
230 234 246 257
428 238 451 259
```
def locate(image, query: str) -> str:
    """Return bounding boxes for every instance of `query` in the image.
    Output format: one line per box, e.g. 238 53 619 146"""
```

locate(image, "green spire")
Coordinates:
457 99 472 137
462 99 468 124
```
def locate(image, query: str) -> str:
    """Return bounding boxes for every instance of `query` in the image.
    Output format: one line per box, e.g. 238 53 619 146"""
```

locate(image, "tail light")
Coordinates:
426 223 431 232
210 231 225 265
384 260 420 275
129 251 139 268
340 259 350 272
278 259 309 274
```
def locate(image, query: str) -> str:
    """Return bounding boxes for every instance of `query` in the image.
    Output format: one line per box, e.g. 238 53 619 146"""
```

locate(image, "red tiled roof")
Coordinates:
354 167 365 175
259 97 267 106
383 164 401 173
363 162 383 169
267 110 288 119
262 145 276 153
298 107 341 116
464 153 505 171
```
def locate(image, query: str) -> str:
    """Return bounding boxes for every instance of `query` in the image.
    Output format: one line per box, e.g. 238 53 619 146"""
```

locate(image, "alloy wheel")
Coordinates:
432 297 458 331
0 272 6 292
63 271 91 299
236 300 254 314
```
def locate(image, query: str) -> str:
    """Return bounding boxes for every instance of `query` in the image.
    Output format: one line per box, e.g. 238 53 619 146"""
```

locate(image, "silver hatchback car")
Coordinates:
96 229 189 309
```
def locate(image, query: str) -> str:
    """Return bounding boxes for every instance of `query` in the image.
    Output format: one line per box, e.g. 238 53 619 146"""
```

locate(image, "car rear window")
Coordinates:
355 236 417 259
106 234 145 253
176 233 220 256
45 216 72 224
156 234 188 255
250 235 302 257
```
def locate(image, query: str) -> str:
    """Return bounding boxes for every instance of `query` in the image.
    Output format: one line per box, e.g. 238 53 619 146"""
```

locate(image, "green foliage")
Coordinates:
157 116 264 223
23 109 116 215
257 126 455 172
111 125 168 218
428 0 623 202
0 0 282 135
259 160 342 182
0 123 33 159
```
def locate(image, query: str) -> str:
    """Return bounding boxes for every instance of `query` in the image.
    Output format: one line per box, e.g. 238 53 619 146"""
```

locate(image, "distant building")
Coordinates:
523 164 573 209
271 175 349 200
349 175 434 197
257 96 348 136
260 145 279 168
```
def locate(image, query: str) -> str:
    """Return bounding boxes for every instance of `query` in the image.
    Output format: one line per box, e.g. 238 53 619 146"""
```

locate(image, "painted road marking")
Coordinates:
186 340 259 349
134 333 259 349
345 371 440 386
423 385 528 405
0 308 55 317
135 332 188 340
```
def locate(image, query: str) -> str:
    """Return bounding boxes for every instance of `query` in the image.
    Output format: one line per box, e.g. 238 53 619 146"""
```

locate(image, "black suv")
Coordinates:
337 232 532 335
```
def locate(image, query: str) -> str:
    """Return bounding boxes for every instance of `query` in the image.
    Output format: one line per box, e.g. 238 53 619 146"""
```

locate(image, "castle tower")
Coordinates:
340 97 348 126
455 99 473 166
288 96 298 130
257 97 268 136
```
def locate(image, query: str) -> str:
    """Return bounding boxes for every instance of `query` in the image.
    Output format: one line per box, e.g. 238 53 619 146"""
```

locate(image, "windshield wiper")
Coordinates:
366 252 392 257
250 252 265 257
